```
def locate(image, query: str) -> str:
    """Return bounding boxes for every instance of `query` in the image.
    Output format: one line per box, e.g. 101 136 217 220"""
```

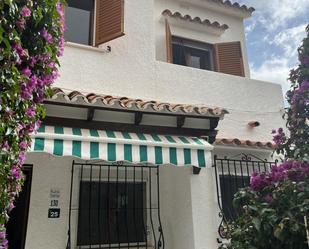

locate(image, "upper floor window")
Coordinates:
165 20 245 77
172 37 214 71
65 0 94 45
65 0 125 46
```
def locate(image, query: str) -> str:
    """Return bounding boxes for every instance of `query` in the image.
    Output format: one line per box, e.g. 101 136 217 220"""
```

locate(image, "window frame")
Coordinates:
171 36 215 71
65 0 96 46
69 164 162 249
219 174 250 221
77 179 148 247
65 0 125 47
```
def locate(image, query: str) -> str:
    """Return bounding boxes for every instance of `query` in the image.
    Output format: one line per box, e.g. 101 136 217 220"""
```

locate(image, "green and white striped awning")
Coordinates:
30 125 213 167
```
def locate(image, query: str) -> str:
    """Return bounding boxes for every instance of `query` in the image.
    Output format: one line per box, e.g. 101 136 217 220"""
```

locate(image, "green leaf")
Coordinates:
252 217 261 231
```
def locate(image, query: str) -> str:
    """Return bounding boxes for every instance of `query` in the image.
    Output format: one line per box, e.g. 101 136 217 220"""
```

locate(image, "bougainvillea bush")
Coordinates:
222 26 309 249
225 161 309 249
0 1 64 247
273 25 309 161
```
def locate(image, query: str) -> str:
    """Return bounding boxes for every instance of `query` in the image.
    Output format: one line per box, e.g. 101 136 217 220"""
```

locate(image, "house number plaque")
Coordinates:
48 188 60 218
48 208 60 218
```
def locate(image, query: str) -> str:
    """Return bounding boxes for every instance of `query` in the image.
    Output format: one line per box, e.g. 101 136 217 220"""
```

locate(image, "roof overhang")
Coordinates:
43 88 229 143
46 88 228 119
162 9 229 36
177 0 255 19
214 138 276 150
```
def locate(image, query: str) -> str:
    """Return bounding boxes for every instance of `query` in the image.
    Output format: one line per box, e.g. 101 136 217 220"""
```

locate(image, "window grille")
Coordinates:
67 161 165 249
213 154 277 240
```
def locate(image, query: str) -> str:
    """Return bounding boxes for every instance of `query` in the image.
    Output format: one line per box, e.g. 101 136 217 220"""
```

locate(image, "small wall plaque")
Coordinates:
50 189 60 199
48 208 60 218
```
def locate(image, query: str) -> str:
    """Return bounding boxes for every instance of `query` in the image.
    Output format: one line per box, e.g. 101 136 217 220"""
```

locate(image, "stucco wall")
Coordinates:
55 0 284 144
24 153 220 249
22 1 285 249
24 153 71 249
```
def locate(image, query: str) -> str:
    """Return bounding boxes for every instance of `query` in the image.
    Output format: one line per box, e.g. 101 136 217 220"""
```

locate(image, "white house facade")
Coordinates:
8 1 285 249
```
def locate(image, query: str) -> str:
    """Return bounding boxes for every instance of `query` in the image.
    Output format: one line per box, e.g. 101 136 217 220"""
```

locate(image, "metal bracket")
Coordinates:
87 108 95 121
177 116 185 128
135 112 143 125
193 166 201 175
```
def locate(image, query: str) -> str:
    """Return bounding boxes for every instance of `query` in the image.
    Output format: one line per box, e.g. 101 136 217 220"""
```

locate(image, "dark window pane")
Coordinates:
77 181 146 246
220 175 250 221
172 37 214 71
172 44 186 66
191 55 201 68
65 0 94 45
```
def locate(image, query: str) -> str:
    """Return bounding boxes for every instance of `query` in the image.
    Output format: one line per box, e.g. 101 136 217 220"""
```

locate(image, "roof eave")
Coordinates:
46 87 229 120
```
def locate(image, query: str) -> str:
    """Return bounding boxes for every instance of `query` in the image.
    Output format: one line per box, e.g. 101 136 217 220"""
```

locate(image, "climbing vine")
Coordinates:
222 25 309 249
273 25 309 161
0 0 65 247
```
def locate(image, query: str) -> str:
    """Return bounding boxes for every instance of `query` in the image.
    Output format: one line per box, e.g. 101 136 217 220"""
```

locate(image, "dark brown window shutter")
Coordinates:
213 41 245 77
165 19 173 63
95 0 124 46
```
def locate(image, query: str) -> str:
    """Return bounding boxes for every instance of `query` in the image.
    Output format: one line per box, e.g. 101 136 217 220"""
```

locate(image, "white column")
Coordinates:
190 167 221 249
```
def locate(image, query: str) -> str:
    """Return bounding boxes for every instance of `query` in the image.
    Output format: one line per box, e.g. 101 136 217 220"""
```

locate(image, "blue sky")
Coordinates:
237 0 309 94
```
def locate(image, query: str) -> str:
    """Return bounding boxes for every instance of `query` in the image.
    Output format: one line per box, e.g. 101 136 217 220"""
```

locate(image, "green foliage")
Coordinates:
0 0 64 247
275 25 309 161
224 178 309 249
222 25 309 249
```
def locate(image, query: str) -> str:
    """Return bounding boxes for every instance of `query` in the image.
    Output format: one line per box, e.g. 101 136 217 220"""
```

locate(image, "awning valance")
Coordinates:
30 125 213 167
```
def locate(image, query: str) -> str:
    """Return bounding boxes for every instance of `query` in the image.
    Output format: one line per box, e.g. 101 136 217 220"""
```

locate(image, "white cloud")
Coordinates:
271 24 307 57
250 23 306 93
244 19 256 34
236 0 308 98
250 58 290 93
238 0 309 31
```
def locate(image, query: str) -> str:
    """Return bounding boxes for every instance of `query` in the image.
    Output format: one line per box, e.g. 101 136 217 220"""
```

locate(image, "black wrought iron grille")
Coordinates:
67 161 165 249
213 154 277 239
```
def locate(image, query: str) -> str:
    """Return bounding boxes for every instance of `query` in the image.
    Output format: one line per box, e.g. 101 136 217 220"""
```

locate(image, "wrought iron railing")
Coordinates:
67 161 164 249
213 154 277 241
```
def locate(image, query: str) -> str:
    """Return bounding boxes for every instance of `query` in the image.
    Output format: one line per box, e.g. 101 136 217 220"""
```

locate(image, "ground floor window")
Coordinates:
68 162 164 249
77 181 146 245
214 155 277 239
219 175 249 220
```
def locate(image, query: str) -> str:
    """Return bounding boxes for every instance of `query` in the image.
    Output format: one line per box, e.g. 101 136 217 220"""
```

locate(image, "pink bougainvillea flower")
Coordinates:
20 83 32 100
57 36 65 56
16 18 26 29
28 57 38 67
0 232 5 239
12 42 28 58
22 67 31 77
41 29 53 44
20 6 31 17
25 107 36 118
11 166 21 180
19 141 28 150
35 120 42 131
56 3 64 17
0 239 8 249
0 141 9 151
47 61 55 69
28 75 38 90
18 153 26 165
8 202 15 212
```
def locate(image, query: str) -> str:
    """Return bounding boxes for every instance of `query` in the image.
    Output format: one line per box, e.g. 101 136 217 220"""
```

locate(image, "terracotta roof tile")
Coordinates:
48 87 229 118
215 138 276 150
162 9 229 30
207 0 255 14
